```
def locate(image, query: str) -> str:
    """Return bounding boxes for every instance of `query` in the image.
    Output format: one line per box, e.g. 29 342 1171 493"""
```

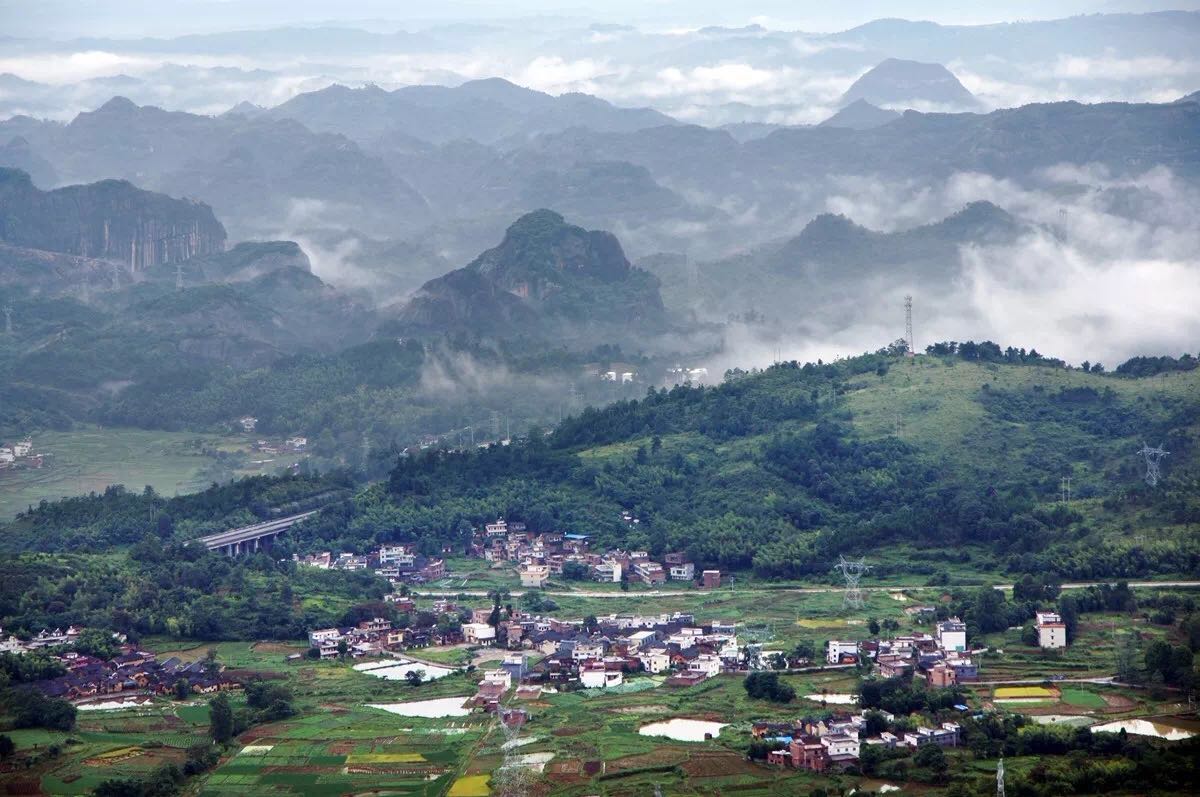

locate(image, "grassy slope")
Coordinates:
0 428 279 520
563 357 1200 578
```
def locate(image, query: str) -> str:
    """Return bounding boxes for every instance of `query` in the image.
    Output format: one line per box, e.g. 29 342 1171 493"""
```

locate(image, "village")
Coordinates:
297 586 1079 775
1 626 240 703
0 438 43 473
294 516 724 590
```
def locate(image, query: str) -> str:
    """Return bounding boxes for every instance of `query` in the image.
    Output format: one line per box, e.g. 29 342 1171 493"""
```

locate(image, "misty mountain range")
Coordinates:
1 8 1198 452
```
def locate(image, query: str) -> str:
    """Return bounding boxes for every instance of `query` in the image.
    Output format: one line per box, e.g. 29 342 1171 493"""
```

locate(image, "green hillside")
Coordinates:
290 347 1199 582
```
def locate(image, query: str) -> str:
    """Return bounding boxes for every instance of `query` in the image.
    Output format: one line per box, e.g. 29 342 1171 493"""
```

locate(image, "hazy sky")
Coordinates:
3 0 1198 37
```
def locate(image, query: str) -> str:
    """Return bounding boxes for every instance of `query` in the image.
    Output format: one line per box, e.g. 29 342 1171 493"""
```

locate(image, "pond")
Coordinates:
1029 714 1095 727
354 658 456 681
804 693 858 704
366 697 473 718
76 697 154 711
1091 718 1195 740
638 718 728 742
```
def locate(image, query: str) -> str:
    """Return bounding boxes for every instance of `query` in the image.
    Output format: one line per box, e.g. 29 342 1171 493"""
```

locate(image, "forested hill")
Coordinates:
4 345 1198 585
295 346 1200 581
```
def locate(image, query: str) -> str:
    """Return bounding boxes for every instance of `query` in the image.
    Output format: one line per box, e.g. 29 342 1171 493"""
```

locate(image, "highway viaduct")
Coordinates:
198 510 319 555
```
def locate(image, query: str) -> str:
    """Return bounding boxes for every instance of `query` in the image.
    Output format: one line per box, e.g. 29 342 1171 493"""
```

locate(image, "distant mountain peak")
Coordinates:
840 58 979 111
95 95 139 114
819 99 902 130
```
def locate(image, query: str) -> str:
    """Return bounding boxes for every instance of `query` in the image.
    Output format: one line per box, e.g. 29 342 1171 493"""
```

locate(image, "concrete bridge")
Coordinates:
199 510 319 555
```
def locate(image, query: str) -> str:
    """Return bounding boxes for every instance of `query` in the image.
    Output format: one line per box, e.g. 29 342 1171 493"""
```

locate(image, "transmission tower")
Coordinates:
904 295 914 355
111 262 121 291
997 756 1006 797
834 555 872 610
492 698 536 797
175 262 184 291
1136 442 1169 487
2 304 11 336
491 410 501 438
1059 475 1071 505
360 432 371 469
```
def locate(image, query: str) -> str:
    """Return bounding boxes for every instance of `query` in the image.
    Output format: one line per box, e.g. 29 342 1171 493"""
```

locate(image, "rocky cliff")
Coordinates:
0 167 226 270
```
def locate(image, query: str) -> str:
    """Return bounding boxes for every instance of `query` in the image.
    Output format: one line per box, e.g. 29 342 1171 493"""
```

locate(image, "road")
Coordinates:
413 580 1200 600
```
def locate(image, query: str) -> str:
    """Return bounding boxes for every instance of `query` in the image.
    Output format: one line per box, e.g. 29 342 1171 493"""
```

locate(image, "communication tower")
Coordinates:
904 295 914 355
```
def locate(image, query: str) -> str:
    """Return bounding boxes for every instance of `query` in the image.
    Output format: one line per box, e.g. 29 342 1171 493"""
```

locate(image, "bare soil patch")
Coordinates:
607 748 687 772
681 751 760 778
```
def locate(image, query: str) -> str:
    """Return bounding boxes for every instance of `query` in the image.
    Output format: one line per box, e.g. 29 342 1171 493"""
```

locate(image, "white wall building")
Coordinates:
937 618 967 652
827 640 860 664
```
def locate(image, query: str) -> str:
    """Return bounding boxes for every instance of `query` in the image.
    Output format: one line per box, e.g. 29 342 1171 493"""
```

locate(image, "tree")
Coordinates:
868 618 880 635
914 742 948 779
744 671 795 703
209 693 234 744
173 678 192 700
0 734 14 758
72 628 118 660
405 669 424 687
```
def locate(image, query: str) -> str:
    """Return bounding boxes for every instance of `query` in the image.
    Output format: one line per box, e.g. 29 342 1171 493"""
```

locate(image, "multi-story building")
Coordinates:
1035 611 1067 649
669 562 696 581
937 617 967 652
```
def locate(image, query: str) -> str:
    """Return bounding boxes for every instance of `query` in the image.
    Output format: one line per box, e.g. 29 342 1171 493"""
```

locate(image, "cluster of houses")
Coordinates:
756 711 962 772
0 626 240 702
825 616 980 688
252 436 308 456
475 519 721 590
0 625 86 655
306 597 758 692
295 544 447 584
34 648 239 702
0 437 43 472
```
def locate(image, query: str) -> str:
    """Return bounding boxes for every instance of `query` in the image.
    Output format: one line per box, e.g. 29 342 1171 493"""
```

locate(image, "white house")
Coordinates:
937 618 967 652
481 669 512 689
463 623 497 645
821 734 860 759
519 564 550 588
580 664 624 689
1035 611 1067 649
688 653 722 678
669 562 695 581
827 640 860 664
639 651 671 674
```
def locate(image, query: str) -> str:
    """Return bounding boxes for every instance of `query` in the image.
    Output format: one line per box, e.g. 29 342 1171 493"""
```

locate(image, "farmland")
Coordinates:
3 583 1196 795
0 427 275 520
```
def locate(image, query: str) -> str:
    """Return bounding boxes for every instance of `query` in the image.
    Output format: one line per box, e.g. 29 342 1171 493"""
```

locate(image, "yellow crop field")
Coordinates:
448 774 492 797
994 686 1056 699
345 752 426 764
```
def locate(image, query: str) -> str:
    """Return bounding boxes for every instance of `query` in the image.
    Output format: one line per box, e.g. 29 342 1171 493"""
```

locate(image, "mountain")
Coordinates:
0 137 58 187
394 209 666 340
1177 90 1200 104
819 99 901 129
769 200 1022 276
645 202 1026 327
840 58 980 110
265 78 678 146
0 167 226 269
1 98 431 240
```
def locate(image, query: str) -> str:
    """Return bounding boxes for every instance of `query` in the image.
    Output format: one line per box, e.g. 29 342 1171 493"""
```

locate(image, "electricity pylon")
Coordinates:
834 555 872 610
1136 443 1168 487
